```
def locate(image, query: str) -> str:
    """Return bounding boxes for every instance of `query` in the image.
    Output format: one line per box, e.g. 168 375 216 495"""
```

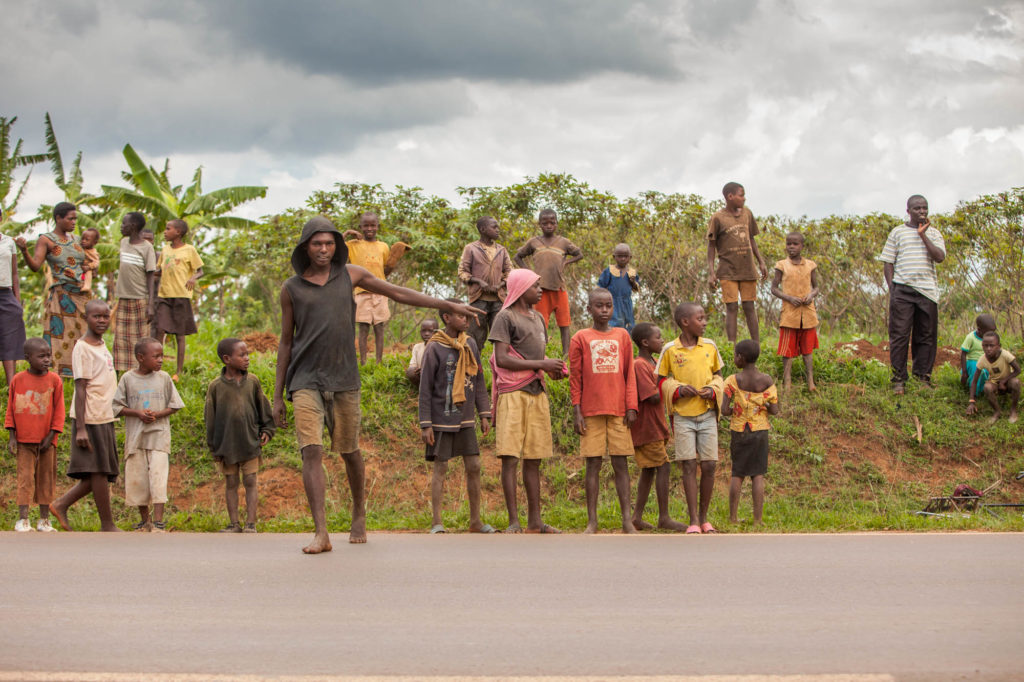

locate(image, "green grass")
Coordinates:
2 318 1023 534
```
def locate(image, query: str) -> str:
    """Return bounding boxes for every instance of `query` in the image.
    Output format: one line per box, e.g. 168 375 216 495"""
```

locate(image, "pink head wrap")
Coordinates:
502 268 541 310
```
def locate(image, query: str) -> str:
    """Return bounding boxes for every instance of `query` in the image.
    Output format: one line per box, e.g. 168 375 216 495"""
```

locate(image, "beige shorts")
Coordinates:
720 279 757 304
293 389 361 454
124 449 169 506
354 292 391 325
495 390 553 459
634 439 669 468
215 457 260 476
580 415 634 458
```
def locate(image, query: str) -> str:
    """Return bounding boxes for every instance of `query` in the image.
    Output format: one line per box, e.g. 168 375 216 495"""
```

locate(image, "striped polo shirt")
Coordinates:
876 224 945 303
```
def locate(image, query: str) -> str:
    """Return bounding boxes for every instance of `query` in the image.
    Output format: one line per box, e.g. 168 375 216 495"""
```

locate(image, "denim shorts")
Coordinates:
672 410 719 462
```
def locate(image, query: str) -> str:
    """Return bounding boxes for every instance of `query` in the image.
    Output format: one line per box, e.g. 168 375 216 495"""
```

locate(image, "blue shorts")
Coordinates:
965 360 989 398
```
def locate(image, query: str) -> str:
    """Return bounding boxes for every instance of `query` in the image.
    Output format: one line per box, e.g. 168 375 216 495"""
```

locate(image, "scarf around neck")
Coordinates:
429 329 479 405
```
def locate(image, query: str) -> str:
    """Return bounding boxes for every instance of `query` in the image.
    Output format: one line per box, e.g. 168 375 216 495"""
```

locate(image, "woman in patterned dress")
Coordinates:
16 202 92 378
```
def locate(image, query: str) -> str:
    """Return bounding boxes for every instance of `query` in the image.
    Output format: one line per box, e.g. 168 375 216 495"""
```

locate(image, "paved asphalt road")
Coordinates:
0 532 1021 681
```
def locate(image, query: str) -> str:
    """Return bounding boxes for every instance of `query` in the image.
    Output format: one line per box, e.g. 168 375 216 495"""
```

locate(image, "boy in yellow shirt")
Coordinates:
346 212 394 365
657 302 724 534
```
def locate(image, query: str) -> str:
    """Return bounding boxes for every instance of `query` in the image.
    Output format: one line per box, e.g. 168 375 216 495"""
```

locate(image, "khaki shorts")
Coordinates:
580 415 634 458
216 457 260 476
293 389 361 454
354 292 391 325
633 439 669 469
672 411 719 462
495 390 553 459
124 449 169 506
720 279 757 304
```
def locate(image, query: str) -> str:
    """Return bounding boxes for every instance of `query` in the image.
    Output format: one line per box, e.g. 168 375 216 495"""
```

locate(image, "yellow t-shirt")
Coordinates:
157 244 204 299
656 337 723 417
723 374 778 432
346 239 391 295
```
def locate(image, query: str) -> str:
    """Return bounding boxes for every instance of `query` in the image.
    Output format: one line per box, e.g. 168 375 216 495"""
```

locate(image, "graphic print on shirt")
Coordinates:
590 338 619 374
15 389 54 415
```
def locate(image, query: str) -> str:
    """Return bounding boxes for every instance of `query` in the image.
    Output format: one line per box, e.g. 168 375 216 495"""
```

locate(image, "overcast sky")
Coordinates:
4 0 1022 225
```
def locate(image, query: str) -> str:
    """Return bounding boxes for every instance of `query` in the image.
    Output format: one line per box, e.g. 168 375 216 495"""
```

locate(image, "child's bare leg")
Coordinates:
341 449 367 544
523 459 558 533
632 467 655 530
728 476 742 523
500 456 521 531
300 445 331 553
558 326 570 356
463 455 483 530
225 474 241 525
752 475 765 525
138 505 151 525
984 383 1001 424
153 503 164 524
698 461 716 526
243 473 258 526
782 357 793 391
655 462 686 530
610 455 636 534
82 270 93 292
373 323 385 363
725 303 739 343
681 460 699 526
583 457 601 534
51 478 93 530
1008 378 1020 423
741 300 759 344
175 334 186 376
803 353 816 390
91 474 120 532
39 504 50 521
358 323 371 365
430 459 448 528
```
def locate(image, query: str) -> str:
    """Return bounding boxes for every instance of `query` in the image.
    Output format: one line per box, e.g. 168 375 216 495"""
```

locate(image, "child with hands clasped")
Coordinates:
657 302 725 534
113 337 184 532
570 289 638 534
597 243 639 332
5 338 64 532
966 331 1019 424
205 338 276 533
418 301 493 534
721 340 779 525
770 232 820 391
960 314 996 399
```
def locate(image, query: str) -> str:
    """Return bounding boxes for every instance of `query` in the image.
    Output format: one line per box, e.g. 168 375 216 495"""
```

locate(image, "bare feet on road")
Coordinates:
302 532 333 554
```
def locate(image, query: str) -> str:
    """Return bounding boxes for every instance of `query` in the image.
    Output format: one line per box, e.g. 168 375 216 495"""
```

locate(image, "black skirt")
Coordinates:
67 421 120 482
730 428 769 478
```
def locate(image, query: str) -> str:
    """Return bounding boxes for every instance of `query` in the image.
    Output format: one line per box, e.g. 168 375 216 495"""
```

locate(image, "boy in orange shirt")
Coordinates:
346 212 394 365
570 289 638 534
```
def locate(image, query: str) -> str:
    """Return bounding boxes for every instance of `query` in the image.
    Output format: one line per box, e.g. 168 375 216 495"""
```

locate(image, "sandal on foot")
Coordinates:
429 524 447 534
700 522 717 534
243 523 257 533
219 522 242 533
471 523 497 534
686 524 701 534
152 521 167 533
132 521 152 532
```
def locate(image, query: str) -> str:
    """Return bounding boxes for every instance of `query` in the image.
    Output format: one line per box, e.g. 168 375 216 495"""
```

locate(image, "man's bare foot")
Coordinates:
621 521 639 534
302 532 333 554
349 516 367 544
632 517 654 531
100 523 123 532
658 517 687 531
525 523 561 534
1009 410 1019 424
504 523 523 534
989 413 1001 425
807 380 817 392
50 503 70 531
583 522 598 534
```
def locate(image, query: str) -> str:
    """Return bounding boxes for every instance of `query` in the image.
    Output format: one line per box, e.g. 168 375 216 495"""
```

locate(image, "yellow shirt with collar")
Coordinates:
656 336 723 417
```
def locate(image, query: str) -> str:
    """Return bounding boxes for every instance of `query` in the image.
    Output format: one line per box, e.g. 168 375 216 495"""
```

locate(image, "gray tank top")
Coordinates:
283 264 359 398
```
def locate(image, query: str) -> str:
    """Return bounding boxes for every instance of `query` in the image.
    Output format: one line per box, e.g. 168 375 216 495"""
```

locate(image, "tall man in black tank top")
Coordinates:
274 217 478 554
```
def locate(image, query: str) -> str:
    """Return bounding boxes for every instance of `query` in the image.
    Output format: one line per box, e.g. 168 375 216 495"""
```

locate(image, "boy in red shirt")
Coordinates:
570 289 638 534
5 338 65 532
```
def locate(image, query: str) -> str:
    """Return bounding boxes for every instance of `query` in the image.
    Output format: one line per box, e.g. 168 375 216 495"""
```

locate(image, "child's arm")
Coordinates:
706 240 718 287
749 234 769 281
597 268 611 289
472 347 491 435
568 335 585 434
10 252 19 301
39 428 58 451
959 350 969 386
806 267 820 305
6 427 15 455
769 268 788 302
204 386 217 452
418 346 436 446
967 370 984 415
623 348 638 426
562 241 583 268
185 267 204 293
493 341 565 376
720 389 733 416
255 382 276 445
513 240 533 269
1001 359 1021 388
73 378 90 449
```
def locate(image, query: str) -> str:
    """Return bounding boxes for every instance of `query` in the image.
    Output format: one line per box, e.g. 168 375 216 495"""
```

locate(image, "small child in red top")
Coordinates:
629 323 686 532
570 289 638 534
5 338 65 532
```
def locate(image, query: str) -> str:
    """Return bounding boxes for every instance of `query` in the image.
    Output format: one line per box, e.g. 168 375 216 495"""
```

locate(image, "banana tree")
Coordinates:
0 115 48 229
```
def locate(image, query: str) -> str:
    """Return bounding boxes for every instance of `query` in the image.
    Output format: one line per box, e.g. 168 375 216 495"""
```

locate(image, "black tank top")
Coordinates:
283 264 359 398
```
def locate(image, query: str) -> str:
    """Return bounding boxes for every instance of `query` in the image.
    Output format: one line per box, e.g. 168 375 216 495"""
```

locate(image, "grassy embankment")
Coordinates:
1 319 1022 533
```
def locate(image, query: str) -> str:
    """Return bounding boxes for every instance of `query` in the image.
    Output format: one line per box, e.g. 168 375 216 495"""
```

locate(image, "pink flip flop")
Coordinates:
686 524 701 534
700 522 717 534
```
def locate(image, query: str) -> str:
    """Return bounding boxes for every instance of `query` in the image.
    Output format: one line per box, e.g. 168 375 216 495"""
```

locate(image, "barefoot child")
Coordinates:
346 212 394 365
721 339 779 525
960 314 996 399
628 323 686 532
514 209 583 355
79 227 101 294
419 301 493 533
966 332 1020 424
570 288 638 534
707 182 768 344
5 338 64 532
597 243 639 332
459 216 512 350
405 318 439 388
205 338 276 533
770 232 820 391
50 300 120 532
657 302 725 534
153 219 203 380
113 337 183 532
489 268 568 533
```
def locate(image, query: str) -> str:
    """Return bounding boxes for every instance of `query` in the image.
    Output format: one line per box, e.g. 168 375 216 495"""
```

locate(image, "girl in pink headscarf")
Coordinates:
487 269 568 534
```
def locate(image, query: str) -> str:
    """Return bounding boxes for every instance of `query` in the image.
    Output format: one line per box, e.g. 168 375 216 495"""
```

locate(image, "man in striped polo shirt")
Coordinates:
877 195 946 394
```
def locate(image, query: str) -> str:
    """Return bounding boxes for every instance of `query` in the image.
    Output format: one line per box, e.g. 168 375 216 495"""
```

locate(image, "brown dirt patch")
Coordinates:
833 339 959 369
175 465 307 518
242 331 279 354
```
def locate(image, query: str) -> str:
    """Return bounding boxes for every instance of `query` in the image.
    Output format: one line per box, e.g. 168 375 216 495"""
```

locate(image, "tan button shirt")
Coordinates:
775 258 818 329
